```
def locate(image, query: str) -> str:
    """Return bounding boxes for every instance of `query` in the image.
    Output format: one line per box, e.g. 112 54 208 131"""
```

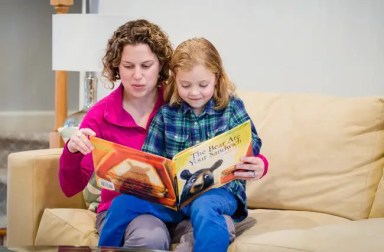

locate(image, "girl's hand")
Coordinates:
234 156 265 180
67 128 96 155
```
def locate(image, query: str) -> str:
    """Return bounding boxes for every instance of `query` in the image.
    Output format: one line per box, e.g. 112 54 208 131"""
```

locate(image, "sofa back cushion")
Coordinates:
238 91 384 220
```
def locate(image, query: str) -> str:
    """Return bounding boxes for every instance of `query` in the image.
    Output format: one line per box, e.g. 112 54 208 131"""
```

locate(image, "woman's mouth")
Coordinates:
132 84 145 89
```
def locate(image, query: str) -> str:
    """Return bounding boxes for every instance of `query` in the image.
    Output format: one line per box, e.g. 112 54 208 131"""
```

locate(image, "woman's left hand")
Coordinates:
234 156 265 180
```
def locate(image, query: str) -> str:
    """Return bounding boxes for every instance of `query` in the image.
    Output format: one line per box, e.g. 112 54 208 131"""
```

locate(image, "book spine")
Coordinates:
174 174 180 209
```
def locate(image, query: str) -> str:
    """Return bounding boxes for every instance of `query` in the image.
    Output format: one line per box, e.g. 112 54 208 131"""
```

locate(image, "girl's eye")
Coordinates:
180 83 190 88
200 84 208 88
142 64 152 68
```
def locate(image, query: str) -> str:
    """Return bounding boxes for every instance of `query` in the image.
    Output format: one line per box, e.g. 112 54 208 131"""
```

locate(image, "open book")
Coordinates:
91 120 253 210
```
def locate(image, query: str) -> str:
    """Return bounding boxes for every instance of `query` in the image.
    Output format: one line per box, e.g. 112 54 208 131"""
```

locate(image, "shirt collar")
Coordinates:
181 98 216 116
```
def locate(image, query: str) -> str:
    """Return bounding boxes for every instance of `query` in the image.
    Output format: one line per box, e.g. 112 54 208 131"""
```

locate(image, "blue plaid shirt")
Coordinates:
142 96 261 221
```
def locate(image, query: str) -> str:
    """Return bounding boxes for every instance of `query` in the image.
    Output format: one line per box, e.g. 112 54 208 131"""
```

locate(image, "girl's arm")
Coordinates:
142 110 167 157
230 97 267 179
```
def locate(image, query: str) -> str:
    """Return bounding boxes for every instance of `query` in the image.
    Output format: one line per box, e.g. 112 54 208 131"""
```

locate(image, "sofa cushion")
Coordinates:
234 208 349 238
230 217 384 252
35 208 98 246
238 91 384 220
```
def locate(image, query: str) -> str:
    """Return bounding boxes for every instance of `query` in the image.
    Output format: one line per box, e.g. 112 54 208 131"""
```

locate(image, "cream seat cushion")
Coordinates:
231 218 384 252
35 208 349 248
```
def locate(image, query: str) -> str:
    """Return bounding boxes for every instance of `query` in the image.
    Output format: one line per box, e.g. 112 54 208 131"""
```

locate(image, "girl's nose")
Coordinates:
190 88 199 96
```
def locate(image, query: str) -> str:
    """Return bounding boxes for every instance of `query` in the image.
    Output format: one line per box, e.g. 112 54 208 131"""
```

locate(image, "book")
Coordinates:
91 120 253 210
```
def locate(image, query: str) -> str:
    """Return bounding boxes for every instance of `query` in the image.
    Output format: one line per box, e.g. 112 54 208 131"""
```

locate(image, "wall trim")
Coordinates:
0 111 55 133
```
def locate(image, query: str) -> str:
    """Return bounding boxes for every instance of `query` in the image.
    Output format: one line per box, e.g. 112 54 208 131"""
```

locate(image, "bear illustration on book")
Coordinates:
179 159 223 205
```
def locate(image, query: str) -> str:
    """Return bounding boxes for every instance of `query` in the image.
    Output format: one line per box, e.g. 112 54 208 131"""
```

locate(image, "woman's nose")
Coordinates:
133 67 142 79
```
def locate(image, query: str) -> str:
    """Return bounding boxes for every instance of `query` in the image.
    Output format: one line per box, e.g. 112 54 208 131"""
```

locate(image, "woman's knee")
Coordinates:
123 214 171 250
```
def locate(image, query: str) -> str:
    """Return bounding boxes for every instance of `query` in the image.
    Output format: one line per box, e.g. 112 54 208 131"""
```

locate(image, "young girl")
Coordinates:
103 37 268 251
142 37 267 252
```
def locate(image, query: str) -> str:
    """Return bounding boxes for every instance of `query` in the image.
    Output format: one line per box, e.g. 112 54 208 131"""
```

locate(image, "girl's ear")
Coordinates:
215 74 219 86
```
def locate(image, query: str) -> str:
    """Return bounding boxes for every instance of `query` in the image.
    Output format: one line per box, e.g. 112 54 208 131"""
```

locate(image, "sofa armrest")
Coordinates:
7 148 86 246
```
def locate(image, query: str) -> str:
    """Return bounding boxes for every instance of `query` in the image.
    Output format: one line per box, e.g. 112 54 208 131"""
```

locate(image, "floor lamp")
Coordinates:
50 0 74 148
52 14 110 141
52 14 134 141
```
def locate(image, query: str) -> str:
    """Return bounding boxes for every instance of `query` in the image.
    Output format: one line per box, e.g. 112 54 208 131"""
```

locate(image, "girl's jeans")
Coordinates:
98 194 184 247
182 188 238 252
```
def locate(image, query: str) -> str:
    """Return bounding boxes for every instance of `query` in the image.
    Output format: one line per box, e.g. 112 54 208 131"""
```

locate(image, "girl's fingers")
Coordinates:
233 170 256 179
234 169 263 180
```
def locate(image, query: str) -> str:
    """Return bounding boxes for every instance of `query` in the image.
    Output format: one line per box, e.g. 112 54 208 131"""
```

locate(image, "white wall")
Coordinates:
0 0 82 133
98 0 384 97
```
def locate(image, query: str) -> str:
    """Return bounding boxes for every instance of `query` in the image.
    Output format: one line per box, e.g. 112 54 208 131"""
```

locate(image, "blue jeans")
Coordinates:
181 188 238 252
98 194 185 247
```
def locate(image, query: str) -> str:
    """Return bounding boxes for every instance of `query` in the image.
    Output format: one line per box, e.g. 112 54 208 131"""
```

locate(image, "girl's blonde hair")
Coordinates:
102 19 173 88
164 37 236 109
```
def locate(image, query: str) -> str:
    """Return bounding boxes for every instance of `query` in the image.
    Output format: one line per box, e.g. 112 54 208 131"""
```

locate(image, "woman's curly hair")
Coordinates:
102 19 173 88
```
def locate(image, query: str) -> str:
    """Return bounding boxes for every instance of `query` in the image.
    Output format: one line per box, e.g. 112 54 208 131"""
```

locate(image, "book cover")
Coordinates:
91 120 253 210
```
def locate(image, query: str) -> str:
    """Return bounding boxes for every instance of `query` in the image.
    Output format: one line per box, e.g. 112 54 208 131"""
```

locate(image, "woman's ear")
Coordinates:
158 63 164 80
159 62 164 71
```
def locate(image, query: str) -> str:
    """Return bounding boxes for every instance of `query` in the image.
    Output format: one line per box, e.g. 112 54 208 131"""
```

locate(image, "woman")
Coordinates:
59 19 182 250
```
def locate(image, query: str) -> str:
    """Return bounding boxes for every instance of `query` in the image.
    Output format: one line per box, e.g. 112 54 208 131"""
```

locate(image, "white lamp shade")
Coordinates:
52 14 131 72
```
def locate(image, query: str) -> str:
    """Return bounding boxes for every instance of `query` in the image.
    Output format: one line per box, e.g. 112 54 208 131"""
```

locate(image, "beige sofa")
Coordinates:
7 91 384 251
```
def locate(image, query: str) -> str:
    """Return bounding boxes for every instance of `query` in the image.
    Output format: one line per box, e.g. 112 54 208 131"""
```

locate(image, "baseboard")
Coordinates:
0 111 55 133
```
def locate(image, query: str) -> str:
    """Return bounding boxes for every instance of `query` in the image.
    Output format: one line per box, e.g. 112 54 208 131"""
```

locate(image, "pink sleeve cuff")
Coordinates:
256 153 269 178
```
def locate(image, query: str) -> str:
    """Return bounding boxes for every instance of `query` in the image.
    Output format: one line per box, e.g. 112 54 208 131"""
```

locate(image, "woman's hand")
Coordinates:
234 156 265 180
67 128 96 155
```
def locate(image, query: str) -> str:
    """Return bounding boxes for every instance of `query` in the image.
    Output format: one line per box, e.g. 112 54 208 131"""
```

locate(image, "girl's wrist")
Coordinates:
256 154 269 177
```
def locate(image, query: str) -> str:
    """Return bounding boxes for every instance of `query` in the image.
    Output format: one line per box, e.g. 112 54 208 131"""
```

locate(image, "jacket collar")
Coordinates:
104 83 164 128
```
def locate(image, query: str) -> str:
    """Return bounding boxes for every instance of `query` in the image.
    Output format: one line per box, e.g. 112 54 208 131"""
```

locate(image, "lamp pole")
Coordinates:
50 0 74 148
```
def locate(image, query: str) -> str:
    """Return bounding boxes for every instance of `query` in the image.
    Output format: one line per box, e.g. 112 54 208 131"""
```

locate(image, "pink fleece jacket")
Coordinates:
59 84 165 213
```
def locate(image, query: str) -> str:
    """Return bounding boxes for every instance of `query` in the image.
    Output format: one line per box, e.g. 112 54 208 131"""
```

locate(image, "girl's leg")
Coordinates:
182 188 238 252
173 215 235 252
98 194 184 247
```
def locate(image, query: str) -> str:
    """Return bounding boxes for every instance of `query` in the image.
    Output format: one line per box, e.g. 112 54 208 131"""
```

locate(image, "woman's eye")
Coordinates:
142 64 152 69
124 65 133 69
